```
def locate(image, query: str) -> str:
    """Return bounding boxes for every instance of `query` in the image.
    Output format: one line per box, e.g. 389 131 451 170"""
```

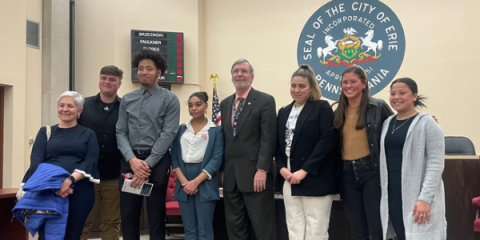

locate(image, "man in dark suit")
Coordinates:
220 58 277 240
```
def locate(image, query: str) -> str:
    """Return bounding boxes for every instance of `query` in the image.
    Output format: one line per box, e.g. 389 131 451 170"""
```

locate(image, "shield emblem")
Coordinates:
342 48 358 59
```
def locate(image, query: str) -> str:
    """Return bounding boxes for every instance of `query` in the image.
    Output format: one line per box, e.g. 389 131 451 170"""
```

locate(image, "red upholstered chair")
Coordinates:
473 196 480 231
165 166 183 235
166 167 181 215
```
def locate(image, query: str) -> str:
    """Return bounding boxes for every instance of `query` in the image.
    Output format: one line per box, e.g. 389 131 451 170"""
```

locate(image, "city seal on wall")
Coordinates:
297 0 406 101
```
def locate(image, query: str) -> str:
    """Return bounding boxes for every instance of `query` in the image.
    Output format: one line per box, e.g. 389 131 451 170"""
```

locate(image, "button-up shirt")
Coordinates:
180 118 216 163
231 85 252 124
116 84 180 167
78 93 122 180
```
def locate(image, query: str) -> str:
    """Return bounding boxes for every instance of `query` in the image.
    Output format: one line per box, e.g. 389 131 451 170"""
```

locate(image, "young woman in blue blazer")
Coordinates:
171 92 224 240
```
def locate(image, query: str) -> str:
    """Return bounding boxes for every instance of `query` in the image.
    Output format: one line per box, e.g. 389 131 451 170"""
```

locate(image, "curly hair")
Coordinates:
132 49 168 74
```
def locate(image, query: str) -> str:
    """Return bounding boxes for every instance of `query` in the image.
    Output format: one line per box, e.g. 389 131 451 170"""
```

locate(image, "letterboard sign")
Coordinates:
131 30 184 84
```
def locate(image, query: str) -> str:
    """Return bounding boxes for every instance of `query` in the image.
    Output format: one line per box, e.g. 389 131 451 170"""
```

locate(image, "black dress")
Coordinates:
384 114 417 240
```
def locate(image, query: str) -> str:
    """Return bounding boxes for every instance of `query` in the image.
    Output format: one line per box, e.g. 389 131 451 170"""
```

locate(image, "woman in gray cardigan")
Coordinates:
379 78 446 240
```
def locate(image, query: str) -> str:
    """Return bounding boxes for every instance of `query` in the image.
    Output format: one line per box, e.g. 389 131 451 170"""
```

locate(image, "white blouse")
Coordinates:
285 104 304 157
180 118 216 164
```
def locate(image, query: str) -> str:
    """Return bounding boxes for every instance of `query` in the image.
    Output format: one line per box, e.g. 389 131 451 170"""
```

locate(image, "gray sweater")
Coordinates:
379 112 446 240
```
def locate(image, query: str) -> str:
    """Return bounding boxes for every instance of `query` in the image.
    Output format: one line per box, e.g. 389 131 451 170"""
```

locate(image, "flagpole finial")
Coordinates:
210 74 218 85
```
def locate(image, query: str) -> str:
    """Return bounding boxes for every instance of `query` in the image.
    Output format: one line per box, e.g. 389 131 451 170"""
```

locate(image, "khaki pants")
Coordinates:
282 159 334 240
81 179 121 240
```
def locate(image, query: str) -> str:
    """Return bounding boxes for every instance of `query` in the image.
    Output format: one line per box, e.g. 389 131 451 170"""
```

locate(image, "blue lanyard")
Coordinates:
232 99 245 136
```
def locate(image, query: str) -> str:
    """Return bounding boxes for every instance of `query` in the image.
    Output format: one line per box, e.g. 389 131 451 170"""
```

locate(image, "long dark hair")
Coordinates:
333 65 370 130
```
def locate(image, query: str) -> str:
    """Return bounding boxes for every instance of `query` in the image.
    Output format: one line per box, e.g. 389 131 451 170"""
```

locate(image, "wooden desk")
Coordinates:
212 156 480 239
444 156 480 240
0 188 28 240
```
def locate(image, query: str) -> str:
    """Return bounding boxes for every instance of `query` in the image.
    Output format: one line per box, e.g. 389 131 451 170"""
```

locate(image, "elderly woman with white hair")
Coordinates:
20 90 100 240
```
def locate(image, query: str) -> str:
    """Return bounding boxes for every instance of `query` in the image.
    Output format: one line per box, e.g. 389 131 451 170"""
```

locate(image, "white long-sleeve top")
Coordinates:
180 118 216 164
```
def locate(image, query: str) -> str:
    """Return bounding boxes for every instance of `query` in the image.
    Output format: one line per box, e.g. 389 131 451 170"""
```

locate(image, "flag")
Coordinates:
211 74 221 125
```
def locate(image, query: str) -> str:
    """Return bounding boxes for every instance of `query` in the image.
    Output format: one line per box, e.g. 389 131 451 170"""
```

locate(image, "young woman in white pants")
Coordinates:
275 64 338 240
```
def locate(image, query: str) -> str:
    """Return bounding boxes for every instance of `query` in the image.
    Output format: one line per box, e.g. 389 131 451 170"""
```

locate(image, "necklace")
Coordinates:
391 115 414 134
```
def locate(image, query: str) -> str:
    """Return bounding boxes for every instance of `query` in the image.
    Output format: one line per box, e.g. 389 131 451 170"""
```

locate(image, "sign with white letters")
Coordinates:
297 0 405 101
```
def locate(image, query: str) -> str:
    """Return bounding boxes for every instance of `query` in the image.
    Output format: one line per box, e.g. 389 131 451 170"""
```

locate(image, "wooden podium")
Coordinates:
0 188 28 240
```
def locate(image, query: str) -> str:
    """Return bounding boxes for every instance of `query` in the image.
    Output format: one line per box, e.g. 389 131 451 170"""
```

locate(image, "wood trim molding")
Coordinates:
0 87 4 187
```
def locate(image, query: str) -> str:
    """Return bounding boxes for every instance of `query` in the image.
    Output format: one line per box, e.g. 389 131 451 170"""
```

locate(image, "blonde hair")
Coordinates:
291 64 321 100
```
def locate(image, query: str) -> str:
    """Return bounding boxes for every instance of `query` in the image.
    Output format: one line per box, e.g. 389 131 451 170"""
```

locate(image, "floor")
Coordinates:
88 230 185 240
89 236 184 240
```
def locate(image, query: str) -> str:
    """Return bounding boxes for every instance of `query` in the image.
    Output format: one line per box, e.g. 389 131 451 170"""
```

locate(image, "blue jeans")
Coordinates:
341 156 382 240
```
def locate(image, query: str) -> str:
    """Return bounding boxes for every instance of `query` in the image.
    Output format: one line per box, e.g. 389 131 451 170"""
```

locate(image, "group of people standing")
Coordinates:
273 64 446 240
19 48 446 240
